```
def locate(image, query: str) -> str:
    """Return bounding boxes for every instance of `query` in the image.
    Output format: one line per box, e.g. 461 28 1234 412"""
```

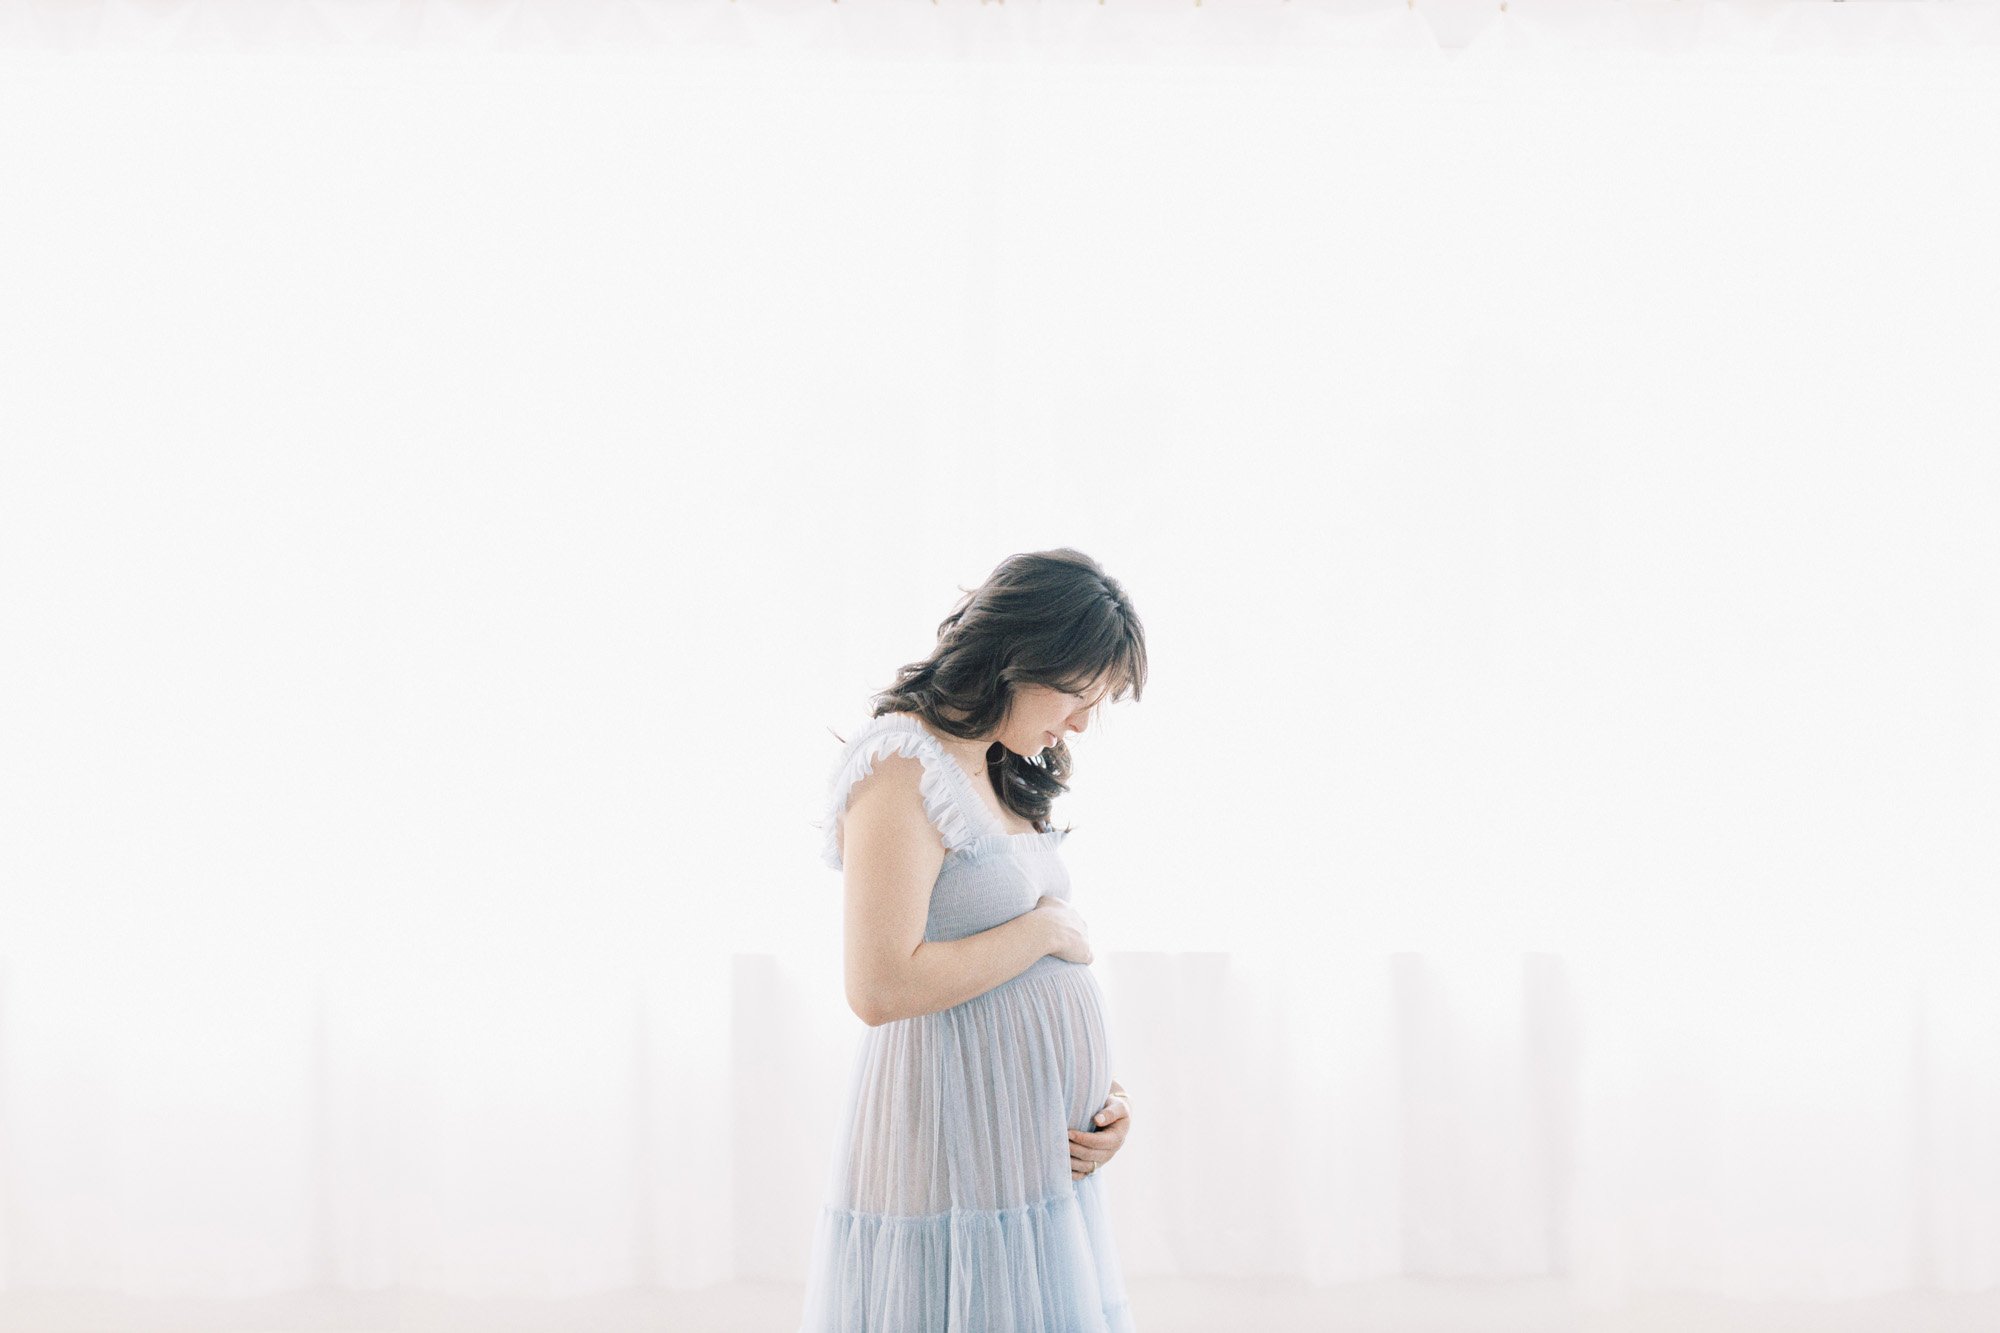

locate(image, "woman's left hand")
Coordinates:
1070 1083 1131 1180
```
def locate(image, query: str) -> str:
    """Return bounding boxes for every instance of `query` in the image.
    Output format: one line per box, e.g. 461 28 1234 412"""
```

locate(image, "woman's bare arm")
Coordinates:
840 752 1054 1026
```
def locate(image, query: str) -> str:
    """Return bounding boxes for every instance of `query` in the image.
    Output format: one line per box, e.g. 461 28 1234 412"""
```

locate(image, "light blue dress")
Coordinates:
800 712 1137 1332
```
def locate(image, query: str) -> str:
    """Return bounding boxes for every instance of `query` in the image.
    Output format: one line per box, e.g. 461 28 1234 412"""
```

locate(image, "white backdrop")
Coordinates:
1 1 1997 1326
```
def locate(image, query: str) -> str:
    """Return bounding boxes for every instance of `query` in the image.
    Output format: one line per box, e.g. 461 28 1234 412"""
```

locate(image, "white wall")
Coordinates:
0 0 1995 1316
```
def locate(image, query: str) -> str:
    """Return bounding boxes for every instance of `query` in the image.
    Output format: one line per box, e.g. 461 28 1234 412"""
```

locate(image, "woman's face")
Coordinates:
1001 675 1113 756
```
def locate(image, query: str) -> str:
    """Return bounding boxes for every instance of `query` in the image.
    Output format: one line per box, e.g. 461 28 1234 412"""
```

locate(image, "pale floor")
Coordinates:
1 1278 1996 1332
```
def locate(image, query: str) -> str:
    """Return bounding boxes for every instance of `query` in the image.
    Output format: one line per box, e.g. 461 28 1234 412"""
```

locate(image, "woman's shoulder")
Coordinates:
826 711 930 772
819 712 977 870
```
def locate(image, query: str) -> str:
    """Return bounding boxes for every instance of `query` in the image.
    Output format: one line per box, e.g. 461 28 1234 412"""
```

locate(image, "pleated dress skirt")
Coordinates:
799 949 1135 1332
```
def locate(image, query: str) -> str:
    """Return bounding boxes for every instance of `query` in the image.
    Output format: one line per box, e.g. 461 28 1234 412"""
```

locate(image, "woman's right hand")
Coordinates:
1035 895 1093 965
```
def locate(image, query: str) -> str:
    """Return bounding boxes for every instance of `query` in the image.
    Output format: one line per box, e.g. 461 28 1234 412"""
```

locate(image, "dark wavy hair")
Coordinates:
853 548 1147 835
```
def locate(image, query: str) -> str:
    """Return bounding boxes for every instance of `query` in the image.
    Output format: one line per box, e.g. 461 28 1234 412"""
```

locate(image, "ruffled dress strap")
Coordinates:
818 713 996 871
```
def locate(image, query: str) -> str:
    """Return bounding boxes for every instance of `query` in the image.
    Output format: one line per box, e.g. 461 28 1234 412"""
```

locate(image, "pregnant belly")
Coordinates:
835 957 1115 1215
959 955 1115 1136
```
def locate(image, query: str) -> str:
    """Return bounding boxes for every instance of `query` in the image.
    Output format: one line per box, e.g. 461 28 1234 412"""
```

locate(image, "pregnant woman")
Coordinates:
798 548 1147 1333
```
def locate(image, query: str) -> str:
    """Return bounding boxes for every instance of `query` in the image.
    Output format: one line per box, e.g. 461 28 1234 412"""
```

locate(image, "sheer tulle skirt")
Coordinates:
799 958 1136 1332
